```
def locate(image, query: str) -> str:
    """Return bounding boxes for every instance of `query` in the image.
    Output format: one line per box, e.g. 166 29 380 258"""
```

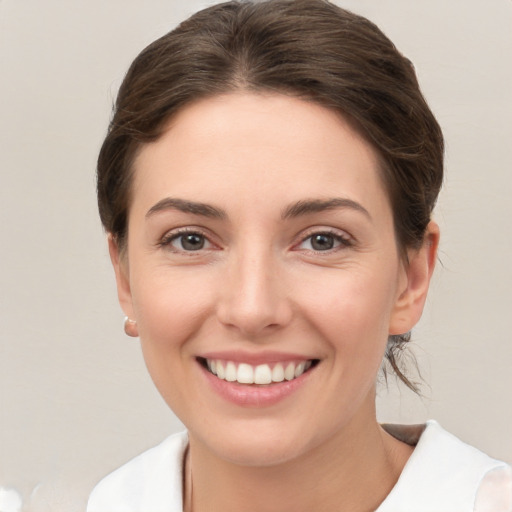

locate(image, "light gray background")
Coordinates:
1 1 511 510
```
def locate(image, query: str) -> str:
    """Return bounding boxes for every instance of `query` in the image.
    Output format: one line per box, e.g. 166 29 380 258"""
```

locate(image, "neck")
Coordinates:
184 403 413 512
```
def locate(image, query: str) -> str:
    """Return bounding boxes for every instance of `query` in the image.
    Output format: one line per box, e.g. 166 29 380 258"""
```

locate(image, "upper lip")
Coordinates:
198 350 318 366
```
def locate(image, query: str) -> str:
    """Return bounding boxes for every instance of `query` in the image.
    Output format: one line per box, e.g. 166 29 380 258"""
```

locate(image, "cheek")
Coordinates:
297 267 398 363
132 266 213 338
130 270 215 413
129 269 217 392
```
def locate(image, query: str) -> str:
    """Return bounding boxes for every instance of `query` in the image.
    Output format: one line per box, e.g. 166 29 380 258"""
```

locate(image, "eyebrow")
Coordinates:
146 198 227 219
146 196 370 221
282 198 371 220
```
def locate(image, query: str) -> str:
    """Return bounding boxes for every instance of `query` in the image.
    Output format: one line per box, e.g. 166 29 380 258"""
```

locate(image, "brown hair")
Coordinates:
97 0 444 391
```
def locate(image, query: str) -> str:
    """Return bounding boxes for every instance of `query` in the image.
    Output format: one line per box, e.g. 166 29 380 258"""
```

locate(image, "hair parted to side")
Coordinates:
97 0 444 392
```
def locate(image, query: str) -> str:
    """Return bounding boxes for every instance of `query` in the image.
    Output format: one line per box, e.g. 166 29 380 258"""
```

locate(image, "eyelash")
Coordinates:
158 227 353 254
158 228 214 253
294 228 353 253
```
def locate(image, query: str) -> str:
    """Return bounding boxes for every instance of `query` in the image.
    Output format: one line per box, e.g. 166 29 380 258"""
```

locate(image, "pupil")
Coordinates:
312 234 334 250
182 234 204 250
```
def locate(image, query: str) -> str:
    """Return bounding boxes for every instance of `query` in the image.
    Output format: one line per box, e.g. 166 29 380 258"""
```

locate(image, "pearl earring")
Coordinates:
124 316 139 337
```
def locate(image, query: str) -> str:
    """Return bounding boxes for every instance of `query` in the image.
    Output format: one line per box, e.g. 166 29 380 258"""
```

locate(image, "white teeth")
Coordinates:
254 364 272 385
225 361 237 382
284 362 296 381
237 363 254 384
271 363 285 382
294 362 306 378
216 361 226 379
207 359 314 385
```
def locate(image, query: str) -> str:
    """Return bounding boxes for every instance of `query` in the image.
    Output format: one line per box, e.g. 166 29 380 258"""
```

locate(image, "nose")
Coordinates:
216 248 293 338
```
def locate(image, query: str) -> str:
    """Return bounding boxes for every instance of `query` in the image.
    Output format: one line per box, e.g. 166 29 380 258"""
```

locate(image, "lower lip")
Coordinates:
199 362 314 407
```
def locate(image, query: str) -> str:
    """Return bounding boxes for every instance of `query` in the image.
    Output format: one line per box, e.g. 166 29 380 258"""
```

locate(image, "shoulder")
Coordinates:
86 431 188 512
475 465 512 512
378 420 512 512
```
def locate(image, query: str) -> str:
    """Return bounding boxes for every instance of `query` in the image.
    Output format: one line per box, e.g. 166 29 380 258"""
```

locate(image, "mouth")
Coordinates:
197 357 320 385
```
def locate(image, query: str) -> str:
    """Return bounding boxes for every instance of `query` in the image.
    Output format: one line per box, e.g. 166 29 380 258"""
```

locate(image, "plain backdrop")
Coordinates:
1 0 511 510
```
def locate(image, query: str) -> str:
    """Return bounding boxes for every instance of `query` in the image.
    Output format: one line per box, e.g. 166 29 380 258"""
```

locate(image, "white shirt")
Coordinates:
87 420 512 512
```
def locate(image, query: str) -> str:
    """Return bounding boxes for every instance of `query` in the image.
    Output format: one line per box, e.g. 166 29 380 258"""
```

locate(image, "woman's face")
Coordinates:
112 93 433 466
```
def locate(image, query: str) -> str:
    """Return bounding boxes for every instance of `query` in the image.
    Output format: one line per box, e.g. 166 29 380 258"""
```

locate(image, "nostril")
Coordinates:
217 299 293 337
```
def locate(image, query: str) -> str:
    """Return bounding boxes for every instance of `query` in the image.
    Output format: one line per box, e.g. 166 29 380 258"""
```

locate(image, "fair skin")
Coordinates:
110 93 439 512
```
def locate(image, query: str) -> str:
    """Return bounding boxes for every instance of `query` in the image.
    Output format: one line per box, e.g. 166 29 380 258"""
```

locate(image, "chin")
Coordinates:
190 417 324 468
212 438 306 468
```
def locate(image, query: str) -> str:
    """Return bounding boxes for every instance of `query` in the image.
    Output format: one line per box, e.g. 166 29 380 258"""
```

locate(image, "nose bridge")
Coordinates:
217 241 291 336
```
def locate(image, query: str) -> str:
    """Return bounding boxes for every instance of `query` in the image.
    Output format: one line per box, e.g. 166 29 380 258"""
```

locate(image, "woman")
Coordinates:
87 0 512 510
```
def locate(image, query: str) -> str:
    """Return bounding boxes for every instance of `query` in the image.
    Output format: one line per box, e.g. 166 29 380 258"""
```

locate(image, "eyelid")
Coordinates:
158 226 220 252
292 227 353 251
156 225 353 253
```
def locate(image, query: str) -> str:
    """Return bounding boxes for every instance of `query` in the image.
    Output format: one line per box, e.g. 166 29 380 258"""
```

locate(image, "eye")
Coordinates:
161 230 213 252
297 231 351 252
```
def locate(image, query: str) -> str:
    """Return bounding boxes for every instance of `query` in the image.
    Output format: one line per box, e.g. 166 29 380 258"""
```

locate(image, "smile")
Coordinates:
200 358 317 385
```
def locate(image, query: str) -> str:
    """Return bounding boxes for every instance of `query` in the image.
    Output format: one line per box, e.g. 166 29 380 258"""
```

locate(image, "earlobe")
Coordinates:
389 221 440 335
108 234 135 320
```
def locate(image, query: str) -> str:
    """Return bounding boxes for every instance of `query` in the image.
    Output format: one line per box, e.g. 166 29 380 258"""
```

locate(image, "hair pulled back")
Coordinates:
97 0 444 391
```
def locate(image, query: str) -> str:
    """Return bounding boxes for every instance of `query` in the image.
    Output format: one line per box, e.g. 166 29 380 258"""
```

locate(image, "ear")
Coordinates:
108 234 136 320
389 221 440 335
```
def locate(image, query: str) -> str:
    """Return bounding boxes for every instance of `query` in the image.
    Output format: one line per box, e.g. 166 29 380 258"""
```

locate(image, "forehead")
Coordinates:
131 92 390 219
